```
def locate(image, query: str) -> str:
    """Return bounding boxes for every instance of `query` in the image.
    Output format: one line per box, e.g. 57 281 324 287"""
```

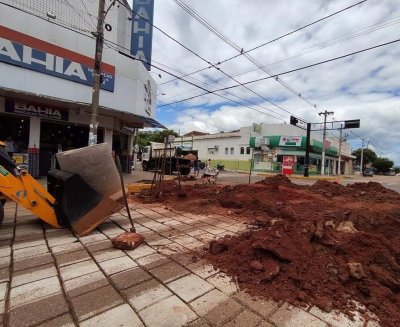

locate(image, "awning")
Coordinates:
0 87 166 129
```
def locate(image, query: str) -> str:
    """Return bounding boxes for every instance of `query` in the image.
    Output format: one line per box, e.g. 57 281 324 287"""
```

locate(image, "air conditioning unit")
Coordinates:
214 145 219 150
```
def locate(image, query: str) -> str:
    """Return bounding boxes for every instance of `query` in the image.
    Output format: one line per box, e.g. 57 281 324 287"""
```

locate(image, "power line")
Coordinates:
116 0 296 117
170 0 366 112
158 36 400 106
162 0 367 85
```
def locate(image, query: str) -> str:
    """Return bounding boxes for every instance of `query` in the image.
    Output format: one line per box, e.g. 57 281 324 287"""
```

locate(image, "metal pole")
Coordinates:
337 124 343 176
318 110 334 175
304 123 311 177
89 0 106 145
360 138 365 173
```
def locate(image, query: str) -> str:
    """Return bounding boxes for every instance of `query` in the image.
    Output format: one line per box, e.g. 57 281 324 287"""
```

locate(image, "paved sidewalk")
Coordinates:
0 201 379 327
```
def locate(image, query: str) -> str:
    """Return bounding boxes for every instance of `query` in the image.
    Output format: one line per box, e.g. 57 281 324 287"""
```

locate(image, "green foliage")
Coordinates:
137 129 179 150
351 148 377 167
373 157 394 173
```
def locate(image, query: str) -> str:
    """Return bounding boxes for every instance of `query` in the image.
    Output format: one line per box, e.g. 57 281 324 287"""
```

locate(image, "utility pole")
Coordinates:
318 110 334 175
360 138 365 173
337 124 343 176
88 0 106 145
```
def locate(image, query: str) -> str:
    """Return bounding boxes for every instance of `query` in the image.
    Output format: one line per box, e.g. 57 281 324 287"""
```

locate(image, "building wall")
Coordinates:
175 124 355 174
0 1 157 119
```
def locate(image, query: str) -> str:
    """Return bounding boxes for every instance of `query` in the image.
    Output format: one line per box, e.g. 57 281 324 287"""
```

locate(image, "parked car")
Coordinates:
363 168 374 177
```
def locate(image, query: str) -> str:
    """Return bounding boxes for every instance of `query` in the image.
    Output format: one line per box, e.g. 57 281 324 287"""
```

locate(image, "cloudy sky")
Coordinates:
139 0 400 163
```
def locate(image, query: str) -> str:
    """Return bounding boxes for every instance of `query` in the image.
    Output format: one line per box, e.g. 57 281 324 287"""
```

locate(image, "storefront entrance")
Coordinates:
0 114 30 164
39 121 104 175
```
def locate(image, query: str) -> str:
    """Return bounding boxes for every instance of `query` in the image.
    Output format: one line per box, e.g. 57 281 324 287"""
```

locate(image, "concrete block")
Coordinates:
80 304 144 327
59 260 99 281
270 303 328 327
99 256 137 276
190 289 229 316
167 274 214 303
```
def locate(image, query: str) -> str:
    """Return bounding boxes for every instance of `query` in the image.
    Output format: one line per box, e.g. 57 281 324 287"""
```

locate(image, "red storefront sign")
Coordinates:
282 155 295 175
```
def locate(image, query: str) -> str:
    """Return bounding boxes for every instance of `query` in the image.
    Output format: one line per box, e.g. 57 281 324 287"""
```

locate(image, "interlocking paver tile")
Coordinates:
139 295 197 327
167 273 214 303
136 253 171 269
93 248 126 262
13 253 53 271
184 241 206 250
13 239 46 250
203 298 243 327
80 304 144 327
0 268 9 283
0 283 7 301
257 320 275 327
12 263 57 287
47 236 78 248
98 256 137 276
13 244 49 259
59 260 99 281
234 292 279 318
36 313 75 327
9 293 69 327
206 273 238 296
124 278 173 311
85 239 113 252
270 303 328 327
190 289 229 316
186 260 219 279
125 244 157 260
55 249 90 267
10 276 61 308
110 267 152 290
50 242 84 255
171 235 199 245
0 255 10 268
149 261 190 283
64 271 109 298
223 309 262 327
79 233 108 245
309 306 365 327
70 285 123 321
187 318 212 327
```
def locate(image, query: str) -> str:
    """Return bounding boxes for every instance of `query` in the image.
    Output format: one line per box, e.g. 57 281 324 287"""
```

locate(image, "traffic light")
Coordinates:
290 116 298 126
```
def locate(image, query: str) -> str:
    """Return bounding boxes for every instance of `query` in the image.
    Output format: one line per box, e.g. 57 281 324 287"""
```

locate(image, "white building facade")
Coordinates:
0 0 160 176
175 124 355 175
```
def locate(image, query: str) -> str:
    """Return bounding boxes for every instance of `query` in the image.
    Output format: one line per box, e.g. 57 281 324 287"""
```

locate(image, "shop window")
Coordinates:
246 147 250 154
230 147 234 155
240 147 244 154
225 147 228 155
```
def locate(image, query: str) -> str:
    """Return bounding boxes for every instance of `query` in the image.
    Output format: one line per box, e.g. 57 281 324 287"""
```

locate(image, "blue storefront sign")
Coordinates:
0 26 115 92
130 0 155 71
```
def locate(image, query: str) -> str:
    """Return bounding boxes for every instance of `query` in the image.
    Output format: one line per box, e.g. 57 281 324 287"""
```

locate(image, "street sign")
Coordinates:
344 119 360 129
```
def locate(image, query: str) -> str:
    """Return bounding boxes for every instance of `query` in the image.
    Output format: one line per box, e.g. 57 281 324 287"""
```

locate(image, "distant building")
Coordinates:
175 124 355 175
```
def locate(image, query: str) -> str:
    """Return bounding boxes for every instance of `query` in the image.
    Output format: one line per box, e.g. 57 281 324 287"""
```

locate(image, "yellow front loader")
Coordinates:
0 144 123 235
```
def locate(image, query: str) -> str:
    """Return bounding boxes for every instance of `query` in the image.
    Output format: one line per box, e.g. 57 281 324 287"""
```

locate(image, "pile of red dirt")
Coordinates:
134 176 400 326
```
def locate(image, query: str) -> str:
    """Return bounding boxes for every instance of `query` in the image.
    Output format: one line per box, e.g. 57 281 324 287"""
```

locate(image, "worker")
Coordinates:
193 157 200 177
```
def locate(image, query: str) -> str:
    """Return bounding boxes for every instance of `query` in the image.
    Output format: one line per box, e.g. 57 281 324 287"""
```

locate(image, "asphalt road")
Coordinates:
128 165 400 193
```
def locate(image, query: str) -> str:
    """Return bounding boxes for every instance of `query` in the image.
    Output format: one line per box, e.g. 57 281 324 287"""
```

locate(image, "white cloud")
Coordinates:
142 0 400 164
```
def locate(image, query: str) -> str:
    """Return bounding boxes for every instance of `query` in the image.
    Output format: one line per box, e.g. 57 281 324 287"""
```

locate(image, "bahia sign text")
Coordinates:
0 25 115 91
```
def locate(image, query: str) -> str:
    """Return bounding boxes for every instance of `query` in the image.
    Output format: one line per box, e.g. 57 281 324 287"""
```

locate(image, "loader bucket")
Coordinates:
47 169 102 226
50 143 124 236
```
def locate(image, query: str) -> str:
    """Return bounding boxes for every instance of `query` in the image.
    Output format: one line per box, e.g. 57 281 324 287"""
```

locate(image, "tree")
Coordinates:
137 129 179 150
373 157 394 173
351 148 378 167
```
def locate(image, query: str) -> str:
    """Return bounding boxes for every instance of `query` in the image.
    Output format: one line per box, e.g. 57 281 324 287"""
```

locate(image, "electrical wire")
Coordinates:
157 37 400 106
162 0 367 86
116 0 296 117
171 0 366 112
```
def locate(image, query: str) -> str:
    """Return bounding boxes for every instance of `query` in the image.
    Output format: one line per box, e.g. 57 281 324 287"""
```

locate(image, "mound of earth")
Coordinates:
133 175 400 326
